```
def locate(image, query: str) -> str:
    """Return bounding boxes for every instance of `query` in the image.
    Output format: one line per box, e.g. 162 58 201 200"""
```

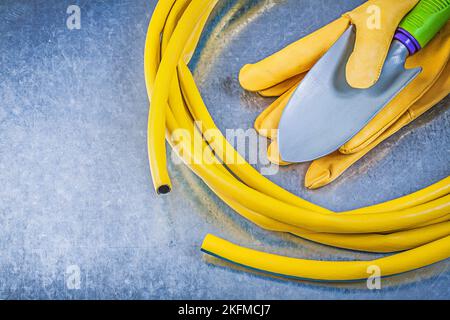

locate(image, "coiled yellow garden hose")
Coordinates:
145 0 450 281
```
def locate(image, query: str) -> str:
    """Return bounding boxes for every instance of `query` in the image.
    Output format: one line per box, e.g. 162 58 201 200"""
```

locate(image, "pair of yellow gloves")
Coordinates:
239 0 450 189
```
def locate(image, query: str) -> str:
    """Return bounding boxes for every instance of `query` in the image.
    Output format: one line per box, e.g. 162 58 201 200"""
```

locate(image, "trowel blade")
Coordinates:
277 25 421 163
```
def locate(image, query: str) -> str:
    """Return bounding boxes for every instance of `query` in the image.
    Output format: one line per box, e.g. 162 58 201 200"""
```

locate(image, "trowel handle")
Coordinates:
394 0 450 54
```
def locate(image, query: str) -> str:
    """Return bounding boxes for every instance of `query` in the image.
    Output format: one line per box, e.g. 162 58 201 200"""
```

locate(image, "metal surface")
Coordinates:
0 0 449 299
278 26 421 162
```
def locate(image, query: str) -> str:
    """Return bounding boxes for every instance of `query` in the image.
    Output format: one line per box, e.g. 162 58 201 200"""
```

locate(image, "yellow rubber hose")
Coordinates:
147 0 216 194
146 0 450 281
202 234 450 282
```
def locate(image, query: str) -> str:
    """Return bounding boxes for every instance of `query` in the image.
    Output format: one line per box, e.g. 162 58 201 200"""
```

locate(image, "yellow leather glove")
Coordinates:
239 0 420 90
239 3 450 188
305 63 450 188
259 22 449 151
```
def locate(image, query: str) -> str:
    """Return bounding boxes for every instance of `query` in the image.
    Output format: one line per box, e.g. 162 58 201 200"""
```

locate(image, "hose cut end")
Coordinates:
157 185 172 195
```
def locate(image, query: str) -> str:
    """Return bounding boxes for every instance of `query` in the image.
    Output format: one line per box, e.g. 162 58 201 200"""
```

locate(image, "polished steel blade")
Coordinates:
277 25 421 163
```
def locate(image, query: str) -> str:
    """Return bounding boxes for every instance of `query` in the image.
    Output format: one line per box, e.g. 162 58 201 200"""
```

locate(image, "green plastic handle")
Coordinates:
399 0 450 48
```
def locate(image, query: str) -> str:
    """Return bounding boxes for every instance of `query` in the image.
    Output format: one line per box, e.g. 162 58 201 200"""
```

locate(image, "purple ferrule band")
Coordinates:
394 28 421 55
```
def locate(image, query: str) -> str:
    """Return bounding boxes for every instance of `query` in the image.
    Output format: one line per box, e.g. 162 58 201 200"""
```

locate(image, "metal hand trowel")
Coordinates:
278 0 450 163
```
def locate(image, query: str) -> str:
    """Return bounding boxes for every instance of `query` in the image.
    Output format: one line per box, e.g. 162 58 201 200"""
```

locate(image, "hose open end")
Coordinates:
157 184 172 195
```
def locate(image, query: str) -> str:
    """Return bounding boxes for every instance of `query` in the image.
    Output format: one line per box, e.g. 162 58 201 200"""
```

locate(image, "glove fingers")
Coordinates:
239 17 349 92
254 84 297 139
344 0 419 89
254 94 286 138
340 22 450 155
305 151 345 189
407 62 450 120
306 62 450 189
267 141 291 166
258 73 305 97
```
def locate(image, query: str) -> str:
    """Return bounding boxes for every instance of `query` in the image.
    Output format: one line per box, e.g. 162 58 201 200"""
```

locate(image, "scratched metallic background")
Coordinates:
0 0 449 299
